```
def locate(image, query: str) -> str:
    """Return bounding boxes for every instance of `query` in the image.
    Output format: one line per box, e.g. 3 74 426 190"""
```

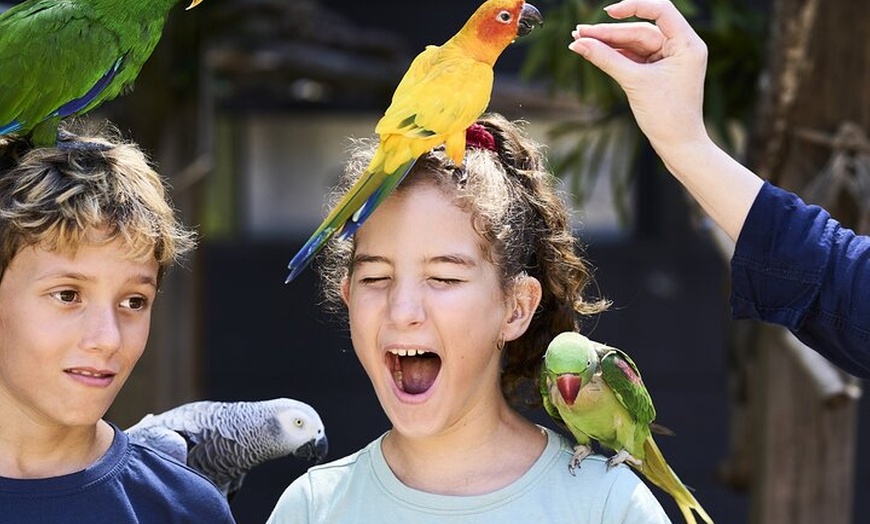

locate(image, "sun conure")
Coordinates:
541 331 714 524
0 0 207 147
285 0 543 282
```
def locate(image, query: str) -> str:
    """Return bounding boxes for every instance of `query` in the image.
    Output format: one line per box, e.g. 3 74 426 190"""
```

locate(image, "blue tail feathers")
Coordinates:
284 157 419 283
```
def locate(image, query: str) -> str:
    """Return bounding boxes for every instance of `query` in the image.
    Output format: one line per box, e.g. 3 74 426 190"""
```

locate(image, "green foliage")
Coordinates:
522 0 766 223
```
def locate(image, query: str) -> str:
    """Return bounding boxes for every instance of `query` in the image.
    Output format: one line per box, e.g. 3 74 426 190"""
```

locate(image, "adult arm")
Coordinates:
569 0 870 377
731 183 870 377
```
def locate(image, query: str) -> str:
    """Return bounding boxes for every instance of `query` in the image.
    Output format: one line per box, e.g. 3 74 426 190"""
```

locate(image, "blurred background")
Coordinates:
3 0 866 522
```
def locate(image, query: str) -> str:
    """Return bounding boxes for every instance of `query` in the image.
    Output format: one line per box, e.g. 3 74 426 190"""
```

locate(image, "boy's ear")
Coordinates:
503 275 542 342
340 277 350 305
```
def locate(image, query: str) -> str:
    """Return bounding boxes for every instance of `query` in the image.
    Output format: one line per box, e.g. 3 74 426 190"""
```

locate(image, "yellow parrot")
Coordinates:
286 0 542 282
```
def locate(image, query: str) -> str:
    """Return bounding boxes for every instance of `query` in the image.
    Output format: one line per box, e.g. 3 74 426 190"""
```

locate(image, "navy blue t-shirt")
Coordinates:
0 423 236 523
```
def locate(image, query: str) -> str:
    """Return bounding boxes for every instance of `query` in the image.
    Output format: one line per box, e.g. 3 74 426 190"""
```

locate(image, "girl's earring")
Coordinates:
497 334 505 351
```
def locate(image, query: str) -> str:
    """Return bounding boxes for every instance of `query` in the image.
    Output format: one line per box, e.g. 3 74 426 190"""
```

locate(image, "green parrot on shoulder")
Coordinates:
0 0 206 147
540 331 714 524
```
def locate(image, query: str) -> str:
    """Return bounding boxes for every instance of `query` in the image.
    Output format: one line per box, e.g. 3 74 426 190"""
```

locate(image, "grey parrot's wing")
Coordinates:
126 420 189 464
186 430 249 497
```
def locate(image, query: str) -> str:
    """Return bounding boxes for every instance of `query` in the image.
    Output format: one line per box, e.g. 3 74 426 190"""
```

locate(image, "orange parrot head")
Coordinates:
456 0 543 64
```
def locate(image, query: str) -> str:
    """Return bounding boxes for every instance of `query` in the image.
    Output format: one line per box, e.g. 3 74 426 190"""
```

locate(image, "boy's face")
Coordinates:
0 236 158 430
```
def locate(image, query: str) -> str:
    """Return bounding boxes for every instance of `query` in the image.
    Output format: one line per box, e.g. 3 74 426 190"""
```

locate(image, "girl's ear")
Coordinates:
503 275 542 342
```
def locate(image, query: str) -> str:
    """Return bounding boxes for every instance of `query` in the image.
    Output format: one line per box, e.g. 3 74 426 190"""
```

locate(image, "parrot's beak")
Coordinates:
185 0 204 11
517 3 543 37
295 436 330 464
556 374 581 406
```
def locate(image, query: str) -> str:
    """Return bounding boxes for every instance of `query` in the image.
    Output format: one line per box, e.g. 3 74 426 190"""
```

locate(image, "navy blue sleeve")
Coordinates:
730 182 870 378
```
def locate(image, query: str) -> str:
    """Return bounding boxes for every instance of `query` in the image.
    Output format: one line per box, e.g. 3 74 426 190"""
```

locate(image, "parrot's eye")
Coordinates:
294 418 304 427
497 10 513 23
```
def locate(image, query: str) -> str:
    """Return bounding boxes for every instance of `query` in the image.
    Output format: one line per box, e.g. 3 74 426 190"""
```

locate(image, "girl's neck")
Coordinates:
0 419 114 479
381 404 547 496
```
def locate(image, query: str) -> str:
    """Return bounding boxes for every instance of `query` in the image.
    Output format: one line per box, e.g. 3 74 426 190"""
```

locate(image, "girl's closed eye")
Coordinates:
429 276 465 287
356 274 391 287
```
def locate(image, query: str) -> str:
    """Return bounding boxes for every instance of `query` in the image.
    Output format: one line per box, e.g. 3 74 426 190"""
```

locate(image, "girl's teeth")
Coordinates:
390 348 428 357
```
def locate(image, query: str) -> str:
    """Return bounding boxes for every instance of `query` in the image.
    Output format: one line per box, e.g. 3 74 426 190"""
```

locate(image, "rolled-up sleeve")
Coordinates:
730 182 870 378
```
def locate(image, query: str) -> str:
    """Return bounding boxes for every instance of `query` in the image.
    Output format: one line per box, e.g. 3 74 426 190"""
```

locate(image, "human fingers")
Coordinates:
602 0 698 43
572 22 665 62
568 35 640 86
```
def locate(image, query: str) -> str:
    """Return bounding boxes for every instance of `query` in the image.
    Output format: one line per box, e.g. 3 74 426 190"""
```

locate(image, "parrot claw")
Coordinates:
606 449 642 470
568 444 592 475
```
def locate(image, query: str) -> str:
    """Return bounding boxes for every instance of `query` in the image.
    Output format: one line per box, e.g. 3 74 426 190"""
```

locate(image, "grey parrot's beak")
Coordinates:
517 3 543 37
295 436 329 464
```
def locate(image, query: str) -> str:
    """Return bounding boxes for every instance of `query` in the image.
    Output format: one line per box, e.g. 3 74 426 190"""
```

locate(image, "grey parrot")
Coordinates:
125 397 328 499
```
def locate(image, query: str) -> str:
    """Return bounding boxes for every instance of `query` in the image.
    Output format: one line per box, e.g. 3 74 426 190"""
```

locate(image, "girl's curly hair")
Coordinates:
318 113 608 405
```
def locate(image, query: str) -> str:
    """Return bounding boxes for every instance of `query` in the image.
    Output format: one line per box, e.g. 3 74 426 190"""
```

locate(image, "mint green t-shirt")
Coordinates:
266 427 672 523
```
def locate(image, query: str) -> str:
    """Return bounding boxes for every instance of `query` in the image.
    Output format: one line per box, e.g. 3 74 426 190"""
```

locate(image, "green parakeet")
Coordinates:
540 331 714 524
0 0 206 147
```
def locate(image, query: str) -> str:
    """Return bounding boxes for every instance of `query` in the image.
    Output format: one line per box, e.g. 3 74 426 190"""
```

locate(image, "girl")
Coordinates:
267 113 671 523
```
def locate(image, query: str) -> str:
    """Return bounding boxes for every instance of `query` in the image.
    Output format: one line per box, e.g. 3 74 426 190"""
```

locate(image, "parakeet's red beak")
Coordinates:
556 374 581 406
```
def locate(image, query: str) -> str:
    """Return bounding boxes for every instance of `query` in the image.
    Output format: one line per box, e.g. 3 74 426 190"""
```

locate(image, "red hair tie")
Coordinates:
465 123 497 153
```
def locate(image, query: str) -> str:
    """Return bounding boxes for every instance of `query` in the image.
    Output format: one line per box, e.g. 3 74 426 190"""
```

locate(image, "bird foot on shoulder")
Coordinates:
606 449 642 470
568 444 592 476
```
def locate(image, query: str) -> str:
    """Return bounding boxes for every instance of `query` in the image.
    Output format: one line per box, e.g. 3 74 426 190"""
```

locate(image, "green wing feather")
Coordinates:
597 345 657 426
0 0 180 144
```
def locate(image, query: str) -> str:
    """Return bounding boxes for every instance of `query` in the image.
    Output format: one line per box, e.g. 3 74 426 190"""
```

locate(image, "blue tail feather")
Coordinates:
285 157 418 283
0 120 23 135
345 157 417 232
285 227 334 283
52 55 125 118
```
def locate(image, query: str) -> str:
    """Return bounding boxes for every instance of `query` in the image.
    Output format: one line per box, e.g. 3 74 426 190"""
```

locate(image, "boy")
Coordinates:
0 130 236 523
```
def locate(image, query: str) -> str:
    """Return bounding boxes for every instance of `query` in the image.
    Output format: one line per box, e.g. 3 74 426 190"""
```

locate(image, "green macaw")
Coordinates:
0 0 206 147
540 331 714 524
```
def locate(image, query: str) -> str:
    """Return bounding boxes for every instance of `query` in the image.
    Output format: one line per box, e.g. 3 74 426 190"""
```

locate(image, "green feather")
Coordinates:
541 331 714 524
0 0 201 146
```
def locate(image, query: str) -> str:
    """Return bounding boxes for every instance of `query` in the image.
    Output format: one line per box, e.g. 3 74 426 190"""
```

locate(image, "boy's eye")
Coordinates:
52 290 80 303
121 296 149 310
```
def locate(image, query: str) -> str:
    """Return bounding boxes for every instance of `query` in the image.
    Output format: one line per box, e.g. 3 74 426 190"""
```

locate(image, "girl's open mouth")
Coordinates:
387 349 442 395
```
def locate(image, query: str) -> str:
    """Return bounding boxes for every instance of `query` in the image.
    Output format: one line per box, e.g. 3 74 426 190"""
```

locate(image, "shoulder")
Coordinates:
538 428 672 523
275 443 371 500
119 430 235 522
266 441 377 524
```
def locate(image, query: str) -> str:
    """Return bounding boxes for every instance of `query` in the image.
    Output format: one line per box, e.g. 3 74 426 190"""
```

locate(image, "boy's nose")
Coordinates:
81 306 122 353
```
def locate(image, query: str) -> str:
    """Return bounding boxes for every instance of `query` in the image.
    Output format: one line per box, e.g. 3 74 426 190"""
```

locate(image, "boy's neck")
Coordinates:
0 420 115 479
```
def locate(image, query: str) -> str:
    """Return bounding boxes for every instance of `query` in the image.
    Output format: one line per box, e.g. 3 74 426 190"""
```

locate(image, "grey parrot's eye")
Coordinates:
295 418 304 427
497 10 512 23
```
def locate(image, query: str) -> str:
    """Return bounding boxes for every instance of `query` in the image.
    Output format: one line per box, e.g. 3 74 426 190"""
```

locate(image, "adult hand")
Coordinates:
569 0 709 150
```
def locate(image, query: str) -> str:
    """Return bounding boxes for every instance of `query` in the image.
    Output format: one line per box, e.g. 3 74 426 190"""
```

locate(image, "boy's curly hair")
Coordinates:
0 129 196 282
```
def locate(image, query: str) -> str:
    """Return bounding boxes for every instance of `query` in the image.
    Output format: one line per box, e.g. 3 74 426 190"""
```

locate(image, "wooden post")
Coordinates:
737 0 868 520
752 325 859 524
